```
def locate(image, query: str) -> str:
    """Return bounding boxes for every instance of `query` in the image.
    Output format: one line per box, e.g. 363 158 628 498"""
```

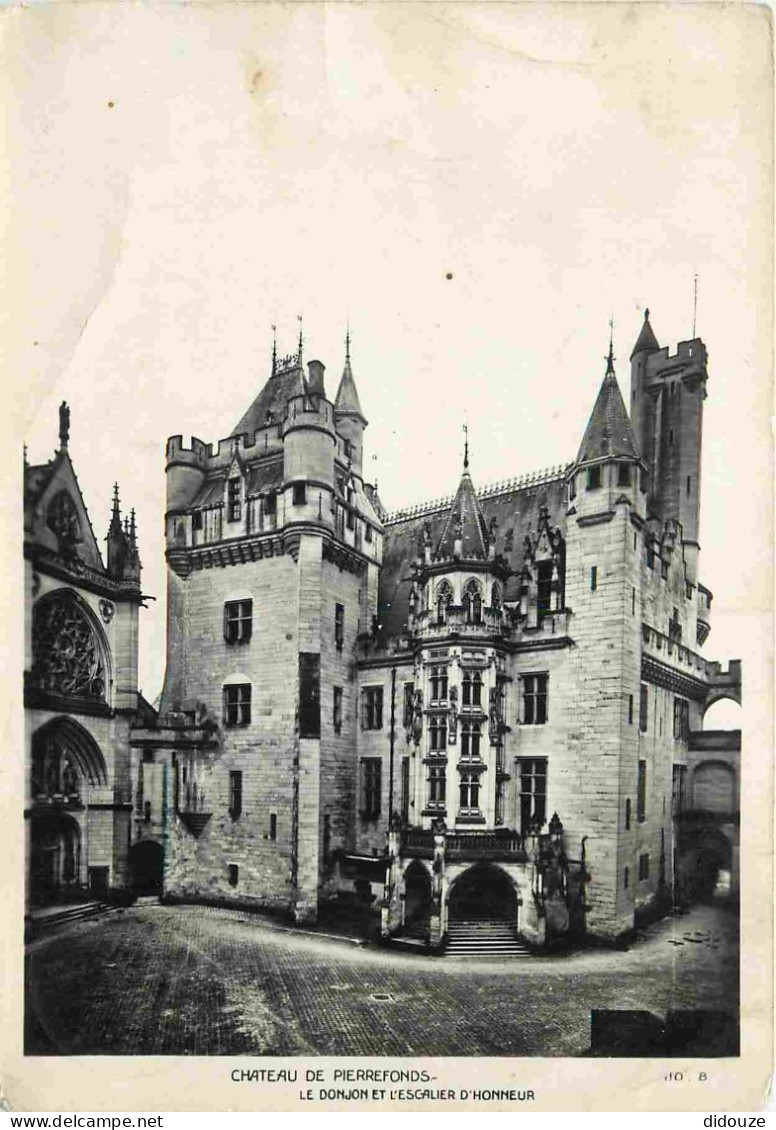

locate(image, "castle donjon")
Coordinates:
24 311 741 951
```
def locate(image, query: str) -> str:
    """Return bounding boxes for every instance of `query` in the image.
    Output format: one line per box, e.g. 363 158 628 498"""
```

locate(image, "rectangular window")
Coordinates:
427 764 446 809
334 603 344 651
346 509 355 530
625 798 631 830
401 757 410 822
403 683 415 730
617 464 631 486
673 697 690 741
333 686 343 734
224 599 253 644
586 466 602 490
461 671 483 707
429 665 449 704
686 475 692 496
143 801 151 824
361 758 381 819
628 694 634 725
223 683 251 727
365 524 373 543
192 510 203 531
631 588 636 616
227 478 241 522
264 491 277 515
590 565 598 591
228 864 239 887
637 760 647 823
292 482 307 506
623 866 630 889
269 813 277 841
460 721 482 760
459 771 481 813
429 714 447 752
672 764 688 815
517 757 547 834
638 853 650 881
536 560 553 616
229 771 242 819
522 673 548 725
569 475 577 501
361 687 384 730
639 683 648 732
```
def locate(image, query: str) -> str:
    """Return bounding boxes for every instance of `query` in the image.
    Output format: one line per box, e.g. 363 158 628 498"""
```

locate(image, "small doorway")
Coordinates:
130 840 163 896
403 861 432 938
29 814 81 906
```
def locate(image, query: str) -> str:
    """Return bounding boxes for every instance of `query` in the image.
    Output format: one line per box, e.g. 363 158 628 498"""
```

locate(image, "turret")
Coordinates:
334 331 368 479
629 308 707 583
106 483 128 580
282 335 337 530
569 337 646 522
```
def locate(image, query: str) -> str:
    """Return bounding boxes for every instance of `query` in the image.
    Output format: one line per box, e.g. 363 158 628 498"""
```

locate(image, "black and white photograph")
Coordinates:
3 0 772 1112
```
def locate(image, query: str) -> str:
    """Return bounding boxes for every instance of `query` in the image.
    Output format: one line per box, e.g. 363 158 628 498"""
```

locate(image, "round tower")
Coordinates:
282 364 336 529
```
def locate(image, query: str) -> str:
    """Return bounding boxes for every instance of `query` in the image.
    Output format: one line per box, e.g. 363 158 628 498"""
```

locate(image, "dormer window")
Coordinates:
227 478 241 522
586 466 602 490
536 561 553 617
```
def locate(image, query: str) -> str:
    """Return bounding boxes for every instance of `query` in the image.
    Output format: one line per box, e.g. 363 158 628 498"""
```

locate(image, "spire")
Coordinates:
630 308 660 358
334 328 367 422
58 401 70 451
109 483 122 533
463 422 469 471
271 324 277 377
129 508 137 550
606 316 615 374
434 463 490 561
297 314 304 364
576 353 640 465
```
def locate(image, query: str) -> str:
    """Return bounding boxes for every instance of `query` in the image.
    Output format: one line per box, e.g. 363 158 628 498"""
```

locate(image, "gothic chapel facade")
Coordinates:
26 312 741 950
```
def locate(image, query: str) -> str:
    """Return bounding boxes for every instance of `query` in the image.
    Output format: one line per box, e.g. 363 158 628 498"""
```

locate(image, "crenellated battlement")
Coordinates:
644 337 708 377
165 435 213 465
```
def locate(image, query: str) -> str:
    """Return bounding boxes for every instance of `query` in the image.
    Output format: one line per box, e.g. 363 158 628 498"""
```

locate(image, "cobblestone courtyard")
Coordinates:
25 902 738 1057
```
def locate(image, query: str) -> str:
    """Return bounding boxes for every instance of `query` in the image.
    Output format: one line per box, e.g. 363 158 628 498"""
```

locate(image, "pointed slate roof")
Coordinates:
334 338 366 421
434 464 490 561
576 357 640 465
630 308 660 358
230 359 306 439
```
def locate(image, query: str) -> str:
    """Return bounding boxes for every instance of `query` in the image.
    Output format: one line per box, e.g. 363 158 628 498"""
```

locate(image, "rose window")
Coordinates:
32 595 106 700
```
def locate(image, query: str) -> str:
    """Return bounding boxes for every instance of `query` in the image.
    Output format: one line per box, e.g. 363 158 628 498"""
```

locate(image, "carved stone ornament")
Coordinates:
99 599 115 624
47 490 81 558
32 594 106 701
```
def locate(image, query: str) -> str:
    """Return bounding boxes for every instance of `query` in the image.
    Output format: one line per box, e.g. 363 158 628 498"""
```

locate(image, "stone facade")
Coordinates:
129 313 741 948
24 404 151 925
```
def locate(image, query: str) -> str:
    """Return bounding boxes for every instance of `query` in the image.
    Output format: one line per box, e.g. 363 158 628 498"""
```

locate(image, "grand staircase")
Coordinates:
444 918 532 958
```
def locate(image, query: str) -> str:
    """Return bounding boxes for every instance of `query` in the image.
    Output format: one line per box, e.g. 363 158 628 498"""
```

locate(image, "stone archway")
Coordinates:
447 863 518 925
130 840 163 896
677 827 733 904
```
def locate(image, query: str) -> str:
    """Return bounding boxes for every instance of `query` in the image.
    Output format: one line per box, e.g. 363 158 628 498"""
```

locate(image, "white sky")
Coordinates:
3 2 771 711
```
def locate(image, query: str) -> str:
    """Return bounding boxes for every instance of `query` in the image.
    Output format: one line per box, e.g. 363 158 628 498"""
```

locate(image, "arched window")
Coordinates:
491 581 503 613
32 591 107 702
464 579 482 624
436 580 453 624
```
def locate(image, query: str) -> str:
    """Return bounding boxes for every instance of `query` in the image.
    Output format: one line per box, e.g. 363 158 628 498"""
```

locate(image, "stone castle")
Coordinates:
24 312 741 949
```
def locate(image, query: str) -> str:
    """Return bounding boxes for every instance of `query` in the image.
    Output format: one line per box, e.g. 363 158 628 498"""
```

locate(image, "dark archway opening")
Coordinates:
448 864 517 924
29 812 82 907
677 829 733 904
130 840 163 896
403 862 432 937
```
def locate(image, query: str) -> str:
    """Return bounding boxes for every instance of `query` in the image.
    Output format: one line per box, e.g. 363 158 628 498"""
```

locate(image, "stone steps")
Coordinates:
28 901 114 936
445 919 532 957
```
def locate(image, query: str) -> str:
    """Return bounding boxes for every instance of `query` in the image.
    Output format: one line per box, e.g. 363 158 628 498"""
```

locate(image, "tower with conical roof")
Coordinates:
334 330 368 480
562 339 648 939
